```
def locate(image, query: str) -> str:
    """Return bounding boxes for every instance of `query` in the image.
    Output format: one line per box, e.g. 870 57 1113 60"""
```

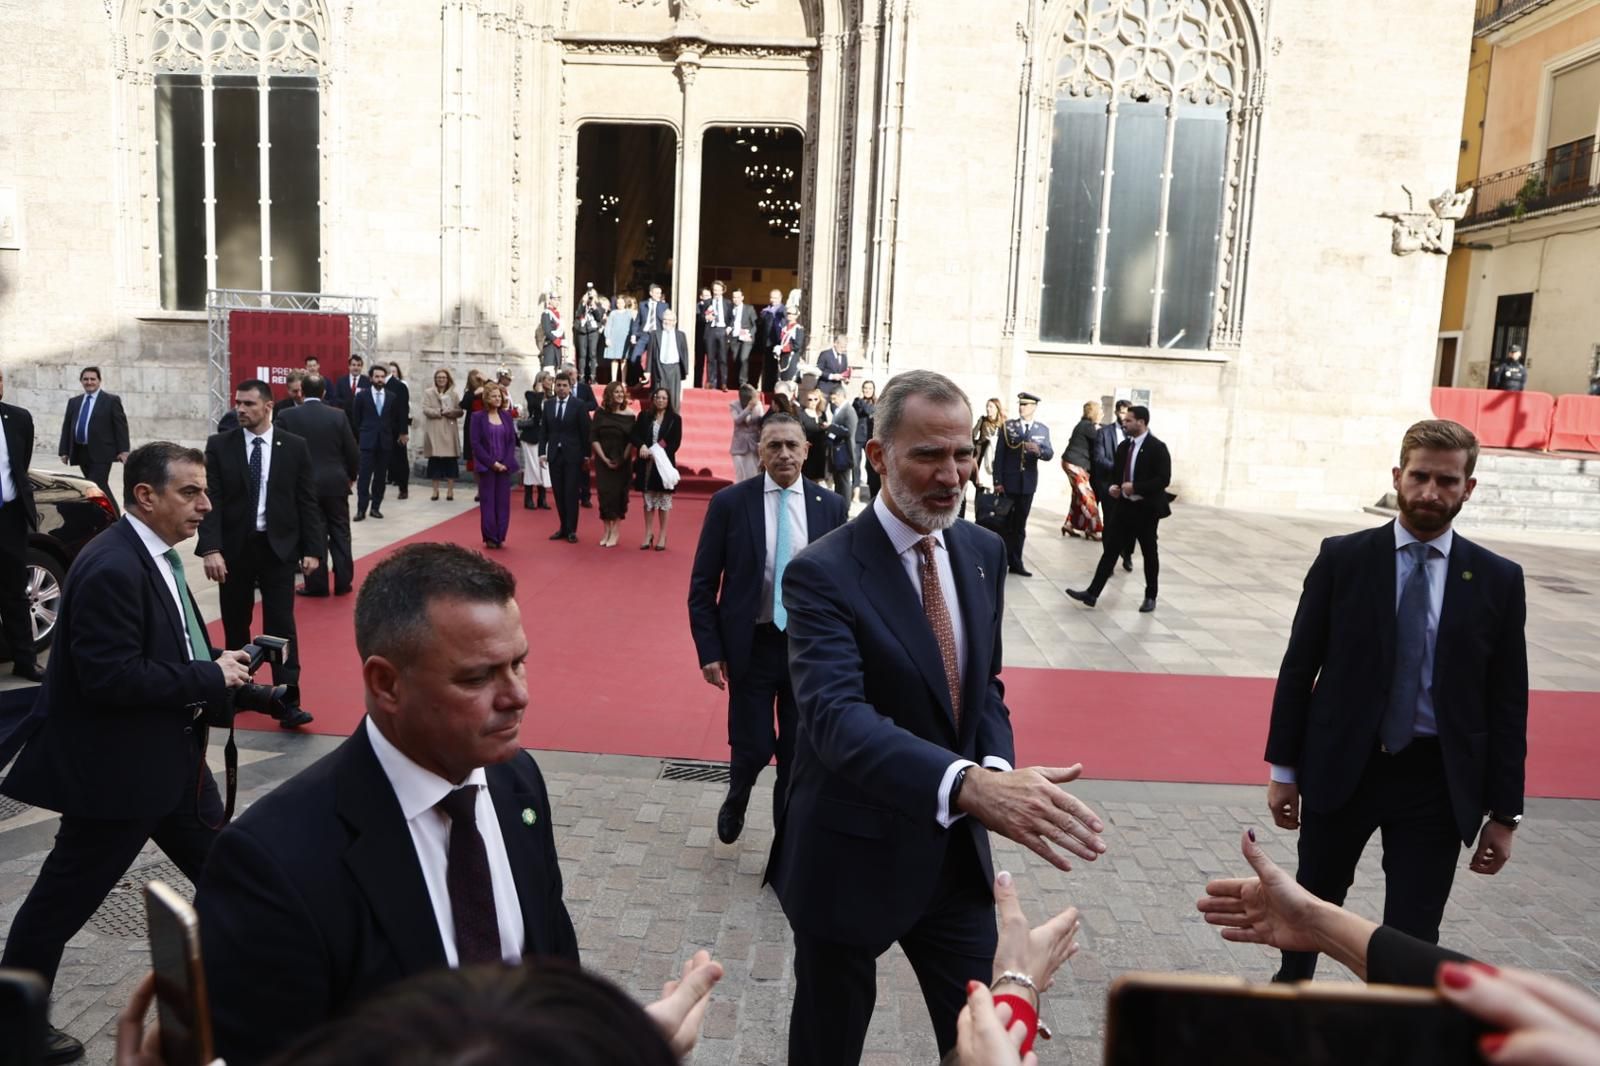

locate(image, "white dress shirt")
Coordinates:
870 495 1012 826
243 426 273 532
758 473 810 624
0 411 15 505
363 717 526 966
1269 521 1453 785
659 331 680 366
124 513 193 661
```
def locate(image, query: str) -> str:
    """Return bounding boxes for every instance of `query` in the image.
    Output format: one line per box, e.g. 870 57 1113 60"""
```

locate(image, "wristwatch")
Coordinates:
949 766 969 813
1487 811 1523 830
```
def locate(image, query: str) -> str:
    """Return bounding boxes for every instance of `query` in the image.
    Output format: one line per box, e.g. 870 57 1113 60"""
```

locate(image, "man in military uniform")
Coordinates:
992 391 1053 577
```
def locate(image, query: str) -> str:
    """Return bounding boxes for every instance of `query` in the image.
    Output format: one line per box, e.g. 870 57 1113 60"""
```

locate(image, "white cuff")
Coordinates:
981 756 1013 773
1269 764 1297 784
936 759 978 828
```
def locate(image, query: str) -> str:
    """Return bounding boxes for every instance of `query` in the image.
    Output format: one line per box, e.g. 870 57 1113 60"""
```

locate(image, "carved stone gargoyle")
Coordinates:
1379 184 1474 256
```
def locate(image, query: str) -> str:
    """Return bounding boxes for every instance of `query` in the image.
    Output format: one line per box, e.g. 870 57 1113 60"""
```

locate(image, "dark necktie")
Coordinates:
915 536 961 727
1116 439 1132 482
75 395 93 444
1381 542 1433 753
436 786 503 966
248 437 264 515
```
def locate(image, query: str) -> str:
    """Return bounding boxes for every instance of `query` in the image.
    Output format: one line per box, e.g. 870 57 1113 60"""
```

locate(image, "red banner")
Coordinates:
228 309 352 405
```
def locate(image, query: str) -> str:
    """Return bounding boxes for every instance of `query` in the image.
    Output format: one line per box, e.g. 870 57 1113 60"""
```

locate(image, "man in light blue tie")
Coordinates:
57 366 130 498
1264 419 1530 981
687 413 847 845
352 364 403 520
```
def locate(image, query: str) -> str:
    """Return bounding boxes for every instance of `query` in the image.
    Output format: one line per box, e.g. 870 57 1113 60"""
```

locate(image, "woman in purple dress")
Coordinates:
470 382 520 548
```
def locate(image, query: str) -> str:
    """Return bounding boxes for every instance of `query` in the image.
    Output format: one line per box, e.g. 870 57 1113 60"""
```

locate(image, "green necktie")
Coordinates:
164 549 212 662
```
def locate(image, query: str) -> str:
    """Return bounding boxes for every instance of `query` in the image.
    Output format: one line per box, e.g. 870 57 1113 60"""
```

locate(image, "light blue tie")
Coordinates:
375 390 384 416
1381 542 1433 753
772 486 794 631
75 394 93 444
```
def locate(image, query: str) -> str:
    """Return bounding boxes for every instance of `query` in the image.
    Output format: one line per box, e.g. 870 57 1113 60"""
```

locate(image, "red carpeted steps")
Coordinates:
670 386 739 495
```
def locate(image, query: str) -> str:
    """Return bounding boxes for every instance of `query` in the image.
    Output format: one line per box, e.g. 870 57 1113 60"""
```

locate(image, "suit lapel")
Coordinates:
945 525 994 740
486 763 550 956
115 520 188 651
1433 535 1477 696
1373 522 1399 677
338 725 449 976
801 480 832 541
745 479 767 572
851 510 958 735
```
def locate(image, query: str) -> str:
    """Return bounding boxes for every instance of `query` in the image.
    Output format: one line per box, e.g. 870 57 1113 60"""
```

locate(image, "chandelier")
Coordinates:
596 192 621 224
759 196 802 238
744 163 795 190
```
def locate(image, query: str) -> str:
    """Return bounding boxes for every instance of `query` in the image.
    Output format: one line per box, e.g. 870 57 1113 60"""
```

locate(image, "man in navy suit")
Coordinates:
702 281 732 389
687 413 847 845
328 354 369 423
1091 398 1133 572
3 442 254 1063
538 374 591 543
56 366 130 497
351 364 407 520
1264 419 1528 982
772 370 1107 1064
813 333 850 397
991 391 1053 577
629 283 669 366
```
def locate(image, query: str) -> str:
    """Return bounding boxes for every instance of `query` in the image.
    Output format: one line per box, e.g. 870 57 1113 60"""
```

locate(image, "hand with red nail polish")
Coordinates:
956 981 1040 1066
1436 961 1600 1065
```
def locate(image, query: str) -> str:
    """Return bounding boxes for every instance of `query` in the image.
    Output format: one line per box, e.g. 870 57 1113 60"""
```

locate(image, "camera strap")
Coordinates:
223 721 239 824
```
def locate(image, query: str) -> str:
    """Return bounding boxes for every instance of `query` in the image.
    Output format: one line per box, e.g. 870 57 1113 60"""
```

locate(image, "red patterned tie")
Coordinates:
915 536 962 727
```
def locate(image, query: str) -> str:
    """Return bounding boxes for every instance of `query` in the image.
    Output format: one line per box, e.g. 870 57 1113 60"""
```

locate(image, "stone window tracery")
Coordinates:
149 0 326 309
1037 0 1260 351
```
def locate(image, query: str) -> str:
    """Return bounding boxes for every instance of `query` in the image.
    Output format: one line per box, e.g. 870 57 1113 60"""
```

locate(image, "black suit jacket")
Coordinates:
1112 434 1174 519
1264 521 1529 843
197 427 325 566
275 400 359 497
0 402 37 529
770 509 1015 945
351 387 406 452
2 519 226 819
327 372 369 417
58 390 130 464
646 330 692 388
196 723 579 1065
1091 422 1123 485
686 476 847 680
538 395 591 464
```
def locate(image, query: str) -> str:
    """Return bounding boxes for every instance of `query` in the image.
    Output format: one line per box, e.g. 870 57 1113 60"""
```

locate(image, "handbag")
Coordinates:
975 491 1013 532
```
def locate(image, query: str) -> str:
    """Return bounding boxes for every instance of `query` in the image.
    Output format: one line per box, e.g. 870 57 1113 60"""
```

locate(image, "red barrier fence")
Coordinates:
1431 388 1600 454
1548 395 1600 453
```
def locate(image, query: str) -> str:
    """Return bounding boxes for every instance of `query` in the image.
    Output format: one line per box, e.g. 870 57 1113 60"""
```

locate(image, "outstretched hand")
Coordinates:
1196 829 1323 954
990 870 1079 992
959 763 1106 872
643 949 724 1058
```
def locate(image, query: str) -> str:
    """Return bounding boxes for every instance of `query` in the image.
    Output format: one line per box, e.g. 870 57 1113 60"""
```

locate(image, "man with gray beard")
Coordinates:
768 369 1108 1065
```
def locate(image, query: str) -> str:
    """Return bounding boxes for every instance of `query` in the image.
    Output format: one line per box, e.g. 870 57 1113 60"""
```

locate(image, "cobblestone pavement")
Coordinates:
3 498 1597 1062
4 742 1598 1064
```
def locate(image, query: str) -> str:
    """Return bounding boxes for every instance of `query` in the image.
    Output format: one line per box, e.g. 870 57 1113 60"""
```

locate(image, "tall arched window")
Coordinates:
1038 0 1255 350
150 0 325 310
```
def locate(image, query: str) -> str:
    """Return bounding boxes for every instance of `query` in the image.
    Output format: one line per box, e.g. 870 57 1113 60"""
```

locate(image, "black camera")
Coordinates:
232 635 297 721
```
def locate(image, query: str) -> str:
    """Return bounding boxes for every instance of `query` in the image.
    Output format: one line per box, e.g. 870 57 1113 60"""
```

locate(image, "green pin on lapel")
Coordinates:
522 807 537 826
1462 571 1474 582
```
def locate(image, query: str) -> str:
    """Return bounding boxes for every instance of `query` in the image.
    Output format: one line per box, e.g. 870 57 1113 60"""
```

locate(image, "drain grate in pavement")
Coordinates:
1529 575 1593 595
0 796 32 821
658 760 732 784
86 860 194 939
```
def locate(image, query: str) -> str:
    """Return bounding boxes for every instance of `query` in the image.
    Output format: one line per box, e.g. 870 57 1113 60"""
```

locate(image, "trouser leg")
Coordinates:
1276 770 1382 981
251 534 300 688
899 830 999 1057
787 931 882 1066
0 504 37 668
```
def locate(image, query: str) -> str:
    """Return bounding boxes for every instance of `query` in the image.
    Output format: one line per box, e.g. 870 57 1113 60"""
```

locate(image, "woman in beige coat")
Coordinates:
421 367 464 500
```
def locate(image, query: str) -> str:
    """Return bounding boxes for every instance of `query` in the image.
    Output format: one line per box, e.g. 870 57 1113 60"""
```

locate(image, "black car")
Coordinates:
7 469 121 655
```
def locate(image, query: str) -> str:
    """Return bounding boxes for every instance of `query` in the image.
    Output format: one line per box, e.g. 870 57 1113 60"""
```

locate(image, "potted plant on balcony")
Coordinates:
1511 174 1547 219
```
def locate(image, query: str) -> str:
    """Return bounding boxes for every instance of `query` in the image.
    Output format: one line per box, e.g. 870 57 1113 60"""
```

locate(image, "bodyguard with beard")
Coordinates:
770 370 1108 1064
1264 419 1528 981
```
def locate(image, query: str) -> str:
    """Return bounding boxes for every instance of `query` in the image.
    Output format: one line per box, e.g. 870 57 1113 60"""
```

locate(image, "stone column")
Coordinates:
844 13 880 361
804 32 843 337
673 42 705 325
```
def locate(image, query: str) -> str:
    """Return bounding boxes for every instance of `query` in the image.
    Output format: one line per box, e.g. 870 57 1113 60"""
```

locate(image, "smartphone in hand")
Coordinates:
144 880 215 1066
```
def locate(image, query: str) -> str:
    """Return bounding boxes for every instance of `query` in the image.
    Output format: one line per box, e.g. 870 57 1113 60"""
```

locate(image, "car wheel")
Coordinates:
26 549 65 652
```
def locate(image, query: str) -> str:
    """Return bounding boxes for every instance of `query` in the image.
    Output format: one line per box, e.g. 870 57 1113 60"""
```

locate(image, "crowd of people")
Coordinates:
0 349 1588 1066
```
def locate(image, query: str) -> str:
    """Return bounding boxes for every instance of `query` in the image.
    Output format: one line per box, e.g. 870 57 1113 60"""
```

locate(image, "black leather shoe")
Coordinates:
566 533 579 543
370 509 384 519
1121 556 1133 572
12 662 45 682
548 530 568 541
717 792 750 845
1065 588 1098 607
1008 565 1032 577
397 489 408 500
41 1026 84 1064
580 499 593 508
296 588 328 598
279 707 314 729
334 586 353 596
1139 597 1157 613
354 511 366 522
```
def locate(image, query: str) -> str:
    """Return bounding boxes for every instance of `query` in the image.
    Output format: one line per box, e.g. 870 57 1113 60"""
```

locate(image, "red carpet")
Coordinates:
218 501 1600 801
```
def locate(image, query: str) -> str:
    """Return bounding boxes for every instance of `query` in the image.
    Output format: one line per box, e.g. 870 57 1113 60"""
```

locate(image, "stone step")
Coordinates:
1468 485 1600 509
1476 452 1598 476
1365 502 1600 533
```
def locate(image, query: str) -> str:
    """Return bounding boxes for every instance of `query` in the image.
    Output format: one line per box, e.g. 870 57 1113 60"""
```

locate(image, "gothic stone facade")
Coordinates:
0 0 1473 510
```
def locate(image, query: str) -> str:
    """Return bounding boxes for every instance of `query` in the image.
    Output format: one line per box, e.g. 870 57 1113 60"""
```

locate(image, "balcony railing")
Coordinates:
1474 0 1561 34
1458 141 1600 228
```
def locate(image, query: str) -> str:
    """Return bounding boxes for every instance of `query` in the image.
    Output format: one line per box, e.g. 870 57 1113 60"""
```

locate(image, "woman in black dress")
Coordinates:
631 387 683 551
797 388 831 483
591 379 638 547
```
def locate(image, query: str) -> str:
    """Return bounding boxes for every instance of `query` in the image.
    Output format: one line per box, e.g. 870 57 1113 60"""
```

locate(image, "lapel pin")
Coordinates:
1462 571 1474 581
977 565 985 579
521 807 537 826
